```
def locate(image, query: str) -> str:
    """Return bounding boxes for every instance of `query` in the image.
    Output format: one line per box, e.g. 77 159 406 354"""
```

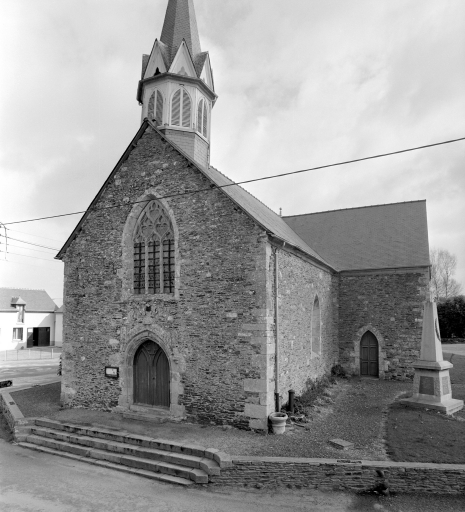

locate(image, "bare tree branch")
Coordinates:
430 248 463 299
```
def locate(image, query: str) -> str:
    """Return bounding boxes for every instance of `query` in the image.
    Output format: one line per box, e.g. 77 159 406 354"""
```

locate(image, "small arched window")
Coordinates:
312 296 321 355
171 88 191 128
133 201 175 295
197 98 208 138
148 90 164 126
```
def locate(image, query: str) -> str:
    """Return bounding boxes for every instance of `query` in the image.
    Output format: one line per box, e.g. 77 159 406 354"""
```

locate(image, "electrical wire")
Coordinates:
0 242 60 255
2 135 465 227
0 234 58 251
5 228 64 243
0 250 59 262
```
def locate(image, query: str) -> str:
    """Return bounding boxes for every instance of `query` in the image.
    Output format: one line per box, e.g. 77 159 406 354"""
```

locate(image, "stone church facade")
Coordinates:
57 0 430 430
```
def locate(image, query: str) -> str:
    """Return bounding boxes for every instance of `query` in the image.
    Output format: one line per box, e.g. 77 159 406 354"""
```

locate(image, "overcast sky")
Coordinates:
1 0 464 305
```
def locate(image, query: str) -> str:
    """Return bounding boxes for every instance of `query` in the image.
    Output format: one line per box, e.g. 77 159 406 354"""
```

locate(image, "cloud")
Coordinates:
1 0 464 294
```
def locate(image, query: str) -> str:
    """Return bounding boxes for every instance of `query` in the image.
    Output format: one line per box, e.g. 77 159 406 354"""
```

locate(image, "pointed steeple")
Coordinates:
160 0 201 62
137 0 217 169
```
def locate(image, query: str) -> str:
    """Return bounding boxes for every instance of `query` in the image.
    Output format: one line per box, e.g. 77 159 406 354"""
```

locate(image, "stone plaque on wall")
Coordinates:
442 376 450 395
419 376 435 395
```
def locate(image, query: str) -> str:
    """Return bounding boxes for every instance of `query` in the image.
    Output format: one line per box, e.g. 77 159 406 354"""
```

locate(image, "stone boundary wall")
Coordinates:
1 391 464 494
0 389 29 432
211 456 465 494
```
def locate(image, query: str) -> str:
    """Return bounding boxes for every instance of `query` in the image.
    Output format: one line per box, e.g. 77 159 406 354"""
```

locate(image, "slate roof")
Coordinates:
55 121 333 269
0 288 58 312
283 201 430 272
204 166 332 268
160 0 202 63
56 121 429 274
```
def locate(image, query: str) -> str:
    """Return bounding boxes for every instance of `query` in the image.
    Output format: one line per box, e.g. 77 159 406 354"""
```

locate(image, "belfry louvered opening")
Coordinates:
133 201 175 295
171 88 192 128
148 90 164 126
197 98 208 138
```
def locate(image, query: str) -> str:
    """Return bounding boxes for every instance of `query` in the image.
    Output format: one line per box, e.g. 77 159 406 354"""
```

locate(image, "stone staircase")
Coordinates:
17 419 230 486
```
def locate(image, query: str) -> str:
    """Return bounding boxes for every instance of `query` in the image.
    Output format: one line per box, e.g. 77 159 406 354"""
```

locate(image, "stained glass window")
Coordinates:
133 201 175 295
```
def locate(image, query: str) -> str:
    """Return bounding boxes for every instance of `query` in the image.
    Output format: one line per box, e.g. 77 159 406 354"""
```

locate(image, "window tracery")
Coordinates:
133 201 175 295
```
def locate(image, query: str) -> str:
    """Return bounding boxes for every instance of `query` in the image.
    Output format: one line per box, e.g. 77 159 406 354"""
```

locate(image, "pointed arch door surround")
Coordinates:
133 340 170 407
360 331 379 377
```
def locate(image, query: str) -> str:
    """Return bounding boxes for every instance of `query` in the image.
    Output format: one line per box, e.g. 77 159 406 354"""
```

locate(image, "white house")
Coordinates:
0 288 63 351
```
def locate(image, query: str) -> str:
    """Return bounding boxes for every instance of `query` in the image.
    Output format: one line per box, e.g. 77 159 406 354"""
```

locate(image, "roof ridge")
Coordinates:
208 165 281 218
283 199 427 219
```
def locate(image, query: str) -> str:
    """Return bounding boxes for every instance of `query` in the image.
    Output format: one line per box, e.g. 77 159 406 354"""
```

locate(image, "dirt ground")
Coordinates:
11 377 410 459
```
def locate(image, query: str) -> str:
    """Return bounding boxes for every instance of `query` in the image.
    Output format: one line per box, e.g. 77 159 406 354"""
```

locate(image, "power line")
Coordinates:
2 135 465 227
5 228 64 243
0 257 58 270
0 250 59 262
0 234 58 251
0 242 60 255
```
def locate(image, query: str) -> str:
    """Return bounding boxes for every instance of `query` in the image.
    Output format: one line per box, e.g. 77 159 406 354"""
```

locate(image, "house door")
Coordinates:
360 331 379 377
26 327 50 348
133 340 170 407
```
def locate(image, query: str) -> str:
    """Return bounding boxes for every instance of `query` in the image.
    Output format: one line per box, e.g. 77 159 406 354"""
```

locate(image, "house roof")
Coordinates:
283 201 430 272
160 0 202 64
0 288 58 312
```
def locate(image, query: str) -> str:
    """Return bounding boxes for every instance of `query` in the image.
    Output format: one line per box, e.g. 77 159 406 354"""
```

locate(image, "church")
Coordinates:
57 0 430 430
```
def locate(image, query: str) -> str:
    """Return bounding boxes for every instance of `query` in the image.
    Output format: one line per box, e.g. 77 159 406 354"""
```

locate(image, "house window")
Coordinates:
149 90 164 125
171 88 191 128
197 98 208 138
133 200 175 295
17 305 25 323
312 296 321 355
13 328 23 341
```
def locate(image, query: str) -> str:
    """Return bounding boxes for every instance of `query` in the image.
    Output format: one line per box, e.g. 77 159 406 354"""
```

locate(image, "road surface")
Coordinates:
0 359 60 390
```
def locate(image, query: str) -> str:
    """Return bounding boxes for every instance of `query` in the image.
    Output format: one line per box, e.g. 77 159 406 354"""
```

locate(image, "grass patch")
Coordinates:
10 382 61 418
386 354 465 463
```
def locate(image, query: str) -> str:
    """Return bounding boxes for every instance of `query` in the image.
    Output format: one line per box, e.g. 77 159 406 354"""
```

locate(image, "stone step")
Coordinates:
18 442 194 486
34 419 208 459
122 410 170 423
30 426 220 475
25 434 209 484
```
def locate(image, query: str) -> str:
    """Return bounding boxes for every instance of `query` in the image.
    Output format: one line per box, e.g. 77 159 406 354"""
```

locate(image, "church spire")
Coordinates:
137 0 217 169
160 0 201 61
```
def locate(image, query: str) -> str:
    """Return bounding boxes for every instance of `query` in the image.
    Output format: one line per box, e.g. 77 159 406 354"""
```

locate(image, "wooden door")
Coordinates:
360 331 379 377
134 340 170 407
37 328 50 347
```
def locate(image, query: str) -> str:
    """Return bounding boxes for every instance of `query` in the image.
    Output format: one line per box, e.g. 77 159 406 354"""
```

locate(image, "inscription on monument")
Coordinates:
419 376 435 395
442 376 450 395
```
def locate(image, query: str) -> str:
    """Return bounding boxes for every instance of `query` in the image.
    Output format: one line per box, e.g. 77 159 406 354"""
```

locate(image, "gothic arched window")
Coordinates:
171 88 191 128
148 90 164 126
312 296 321 355
197 98 208 138
133 201 175 295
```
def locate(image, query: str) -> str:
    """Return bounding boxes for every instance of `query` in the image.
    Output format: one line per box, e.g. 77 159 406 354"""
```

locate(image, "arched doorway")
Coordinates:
360 331 379 377
133 340 170 407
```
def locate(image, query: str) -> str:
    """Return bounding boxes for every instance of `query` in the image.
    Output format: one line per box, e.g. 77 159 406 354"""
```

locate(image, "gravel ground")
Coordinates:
7 378 411 460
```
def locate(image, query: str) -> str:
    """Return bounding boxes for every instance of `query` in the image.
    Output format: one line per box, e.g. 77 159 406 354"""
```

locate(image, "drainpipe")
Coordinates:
274 246 280 412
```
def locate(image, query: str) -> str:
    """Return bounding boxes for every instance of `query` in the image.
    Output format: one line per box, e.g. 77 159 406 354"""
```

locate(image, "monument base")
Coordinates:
400 396 464 415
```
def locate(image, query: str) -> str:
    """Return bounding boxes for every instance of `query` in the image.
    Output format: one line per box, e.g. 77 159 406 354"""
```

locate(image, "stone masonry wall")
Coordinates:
274 249 339 401
339 270 430 379
61 126 271 429
211 457 465 494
